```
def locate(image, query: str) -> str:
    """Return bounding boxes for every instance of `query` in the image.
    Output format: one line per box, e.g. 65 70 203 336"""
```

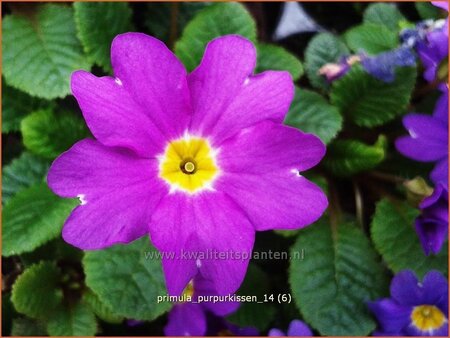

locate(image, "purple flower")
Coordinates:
361 47 416 83
368 270 448 336
205 314 259 336
164 277 239 336
269 319 313 336
416 183 449 255
47 34 328 296
416 3 448 82
396 85 448 186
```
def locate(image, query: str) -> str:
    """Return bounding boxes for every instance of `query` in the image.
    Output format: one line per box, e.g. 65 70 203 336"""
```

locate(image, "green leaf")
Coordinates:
2 4 90 99
21 109 89 159
227 264 276 331
47 302 97 336
74 2 133 73
256 44 303 81
345 23 398 54
323 136 386 176
2 83 54 133
371 199 448 278
363 3 406 31
284 88 342 144
289 220 389 336
11 318 47 336
83 289 124 324
145 2 211 42
415 2 443 20
11 261 62 319
175 2 257 71
304 33 349 90
83 237 171 320
331 65 416 127
2 183 77 257
2 152 50 205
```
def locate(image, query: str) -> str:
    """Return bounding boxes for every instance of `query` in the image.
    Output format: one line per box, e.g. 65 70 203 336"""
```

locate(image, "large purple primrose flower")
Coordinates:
396 85 448 187
415 183 449 255
368 270 448 336
269 319 313 336
164 277 238 336
47 33 327 296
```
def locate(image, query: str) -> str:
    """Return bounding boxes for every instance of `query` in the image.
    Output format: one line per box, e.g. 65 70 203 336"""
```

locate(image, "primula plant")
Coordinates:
1 1 448 337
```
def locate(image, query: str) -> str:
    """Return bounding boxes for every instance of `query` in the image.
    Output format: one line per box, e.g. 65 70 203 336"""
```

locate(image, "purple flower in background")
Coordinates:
415 183 449 255
369 270 448 336
361 47 416 82
269 319 313 336
416 2 448 82
164 277 239 336
47 33 327 296
205 314 259 336
396 85 448 187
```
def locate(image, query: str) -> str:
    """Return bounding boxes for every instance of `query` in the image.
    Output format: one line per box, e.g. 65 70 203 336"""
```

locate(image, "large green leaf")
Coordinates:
289 220 388 336
2 4 90 99
331 65 416 127
304 33 349 90
145 2 211 43
83 237 171 320
83 289 123 324
284 88 342 144
2 183 77 257
256 44 303 81
345 23 398 55
323 136 386 176
11 318 47 336
21 109 89 159
363 3 406 31
11 261 62 319
74 2 133 73
371 199 448 278
227 264 276 331
2 83 53 133
175 2 257 71
47 302 97 336
2 152 50 205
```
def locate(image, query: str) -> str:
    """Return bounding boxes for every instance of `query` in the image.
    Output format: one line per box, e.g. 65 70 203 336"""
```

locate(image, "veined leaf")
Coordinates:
2 4 91 99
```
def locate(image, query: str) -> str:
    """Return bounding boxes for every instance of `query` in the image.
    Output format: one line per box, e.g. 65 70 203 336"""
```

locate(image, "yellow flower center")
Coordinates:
411 305 447 332
182 280 194 299
159 136 219 193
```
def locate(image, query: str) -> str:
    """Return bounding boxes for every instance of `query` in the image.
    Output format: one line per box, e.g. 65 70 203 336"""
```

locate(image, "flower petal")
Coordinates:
415 216 448 255
111 33 191 140
431 158 448 186
194 277 239 316
287 320 313 336
218 172 327 231
390 270 423 305
396 114 448 162
422 270 449 308
149 191 255 296
164 303 206 336
268 328 285 336
218 121 326 174
188 35 294 144
71 71 166 157
368 299 411 334
47 139 167 249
